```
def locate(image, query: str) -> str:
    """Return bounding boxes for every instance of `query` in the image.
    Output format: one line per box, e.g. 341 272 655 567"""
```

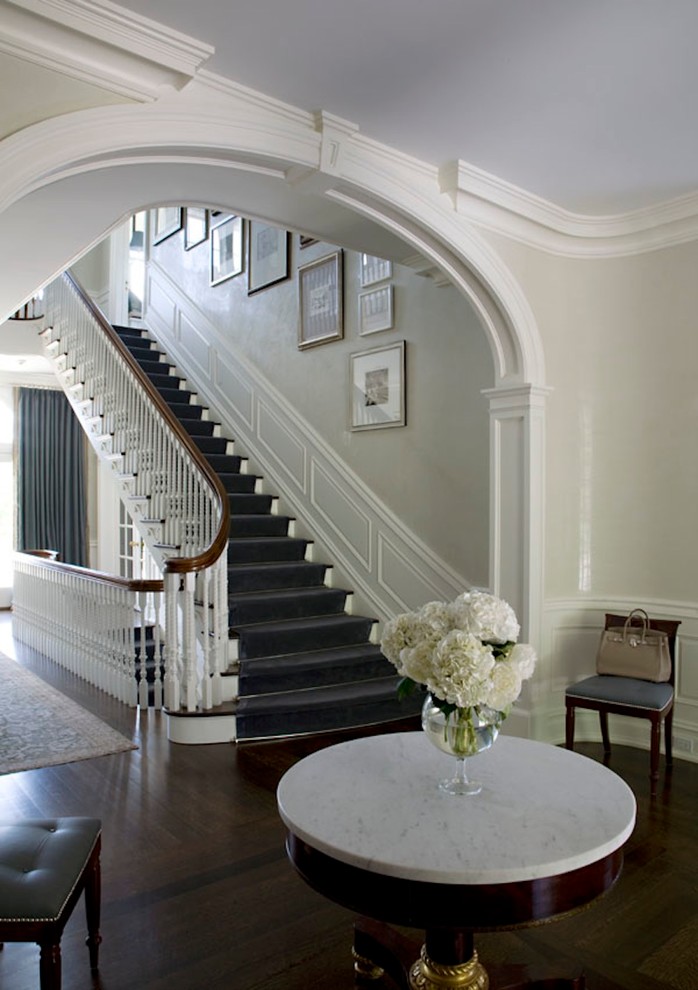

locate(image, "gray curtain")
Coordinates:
17 387 87 566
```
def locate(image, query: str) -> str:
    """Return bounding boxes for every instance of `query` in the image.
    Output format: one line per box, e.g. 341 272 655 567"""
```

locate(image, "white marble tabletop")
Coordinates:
277 732 636 885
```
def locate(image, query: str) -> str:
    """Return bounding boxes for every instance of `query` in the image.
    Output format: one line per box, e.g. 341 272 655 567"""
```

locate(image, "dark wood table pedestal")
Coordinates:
286 834 623 990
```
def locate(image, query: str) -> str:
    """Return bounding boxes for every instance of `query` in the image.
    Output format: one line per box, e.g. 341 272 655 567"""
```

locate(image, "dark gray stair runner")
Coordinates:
112 324 420 739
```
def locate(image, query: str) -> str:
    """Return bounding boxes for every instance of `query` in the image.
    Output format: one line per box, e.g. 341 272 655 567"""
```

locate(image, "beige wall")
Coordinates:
485 232 698 606
150 224 495 588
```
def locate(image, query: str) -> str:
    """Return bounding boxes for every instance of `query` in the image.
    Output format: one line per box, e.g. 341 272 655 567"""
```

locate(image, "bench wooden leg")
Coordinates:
84 841 102 972
39 941 61 990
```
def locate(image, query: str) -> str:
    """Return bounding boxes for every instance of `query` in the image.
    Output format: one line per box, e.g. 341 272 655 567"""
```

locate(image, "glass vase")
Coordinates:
421 694 500 795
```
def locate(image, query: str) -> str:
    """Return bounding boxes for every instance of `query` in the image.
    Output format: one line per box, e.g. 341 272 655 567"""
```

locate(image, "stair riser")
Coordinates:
229 494 273 514
182 420 216 438
229 588 346 625
236 618 374 659
228 538 308 563
148 373 183 391
195 437 229 454
219 474 257 494
205 454 242 474
229 516 290 537
239 657 394 693
137 360 176 377
228 563 326 592
168 403 204 420
161 389 195 405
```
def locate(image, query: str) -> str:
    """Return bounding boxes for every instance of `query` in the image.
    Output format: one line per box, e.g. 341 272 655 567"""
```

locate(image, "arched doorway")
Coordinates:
0 105 548 731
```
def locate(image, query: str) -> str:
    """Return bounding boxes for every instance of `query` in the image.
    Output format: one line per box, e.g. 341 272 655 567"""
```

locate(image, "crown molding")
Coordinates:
193 70 316 129
1 0 214 100
439 160 698 258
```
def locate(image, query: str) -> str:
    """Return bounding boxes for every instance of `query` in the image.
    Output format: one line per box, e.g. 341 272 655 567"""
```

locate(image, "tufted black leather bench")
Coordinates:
0 818 101 990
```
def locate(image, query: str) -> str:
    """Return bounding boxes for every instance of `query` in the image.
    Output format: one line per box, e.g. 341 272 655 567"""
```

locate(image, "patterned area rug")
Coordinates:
0 652 137 774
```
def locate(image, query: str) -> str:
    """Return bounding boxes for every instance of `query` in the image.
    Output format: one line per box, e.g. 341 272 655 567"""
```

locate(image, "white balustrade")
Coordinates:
29 272 230 715
13 552 164 707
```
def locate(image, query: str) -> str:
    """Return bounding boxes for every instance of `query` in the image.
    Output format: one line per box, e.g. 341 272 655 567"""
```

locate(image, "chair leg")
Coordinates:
649 720 661 797
84 845 102 972
565 705 575 750
39 942 61 990
664 711 674 766
599 712 611 757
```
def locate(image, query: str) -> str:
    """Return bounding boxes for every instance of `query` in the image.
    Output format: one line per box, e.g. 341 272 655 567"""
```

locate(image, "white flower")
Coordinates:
454 590 520 644
428 630 495 707
380 589 536 720
381 612 423 670
416 601 454 639
400 641 436 685
484 659 522 711
510 643 536 680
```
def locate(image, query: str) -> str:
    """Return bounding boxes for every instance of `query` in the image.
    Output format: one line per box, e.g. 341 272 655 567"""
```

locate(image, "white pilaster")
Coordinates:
483 384 550 648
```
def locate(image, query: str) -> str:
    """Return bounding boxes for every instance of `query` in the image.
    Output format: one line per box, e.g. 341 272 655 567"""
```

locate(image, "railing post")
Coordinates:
163 570 181 712
181 571 198 712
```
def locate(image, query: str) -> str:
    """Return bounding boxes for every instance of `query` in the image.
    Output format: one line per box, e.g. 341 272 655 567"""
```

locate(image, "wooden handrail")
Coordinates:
17 551 164 594
62 272 230 576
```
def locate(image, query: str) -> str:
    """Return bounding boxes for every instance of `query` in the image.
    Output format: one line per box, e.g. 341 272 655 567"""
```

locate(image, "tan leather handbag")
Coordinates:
596 608 672 682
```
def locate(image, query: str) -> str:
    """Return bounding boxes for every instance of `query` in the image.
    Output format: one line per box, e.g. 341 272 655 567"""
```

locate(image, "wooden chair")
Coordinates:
565 613 680 796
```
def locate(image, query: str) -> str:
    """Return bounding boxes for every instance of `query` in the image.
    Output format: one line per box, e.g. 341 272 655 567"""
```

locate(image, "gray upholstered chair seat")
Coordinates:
565 676 673 712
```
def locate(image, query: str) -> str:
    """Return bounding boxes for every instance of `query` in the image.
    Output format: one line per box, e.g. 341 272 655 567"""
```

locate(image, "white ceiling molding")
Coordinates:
1 0 214 100
439 159 698 259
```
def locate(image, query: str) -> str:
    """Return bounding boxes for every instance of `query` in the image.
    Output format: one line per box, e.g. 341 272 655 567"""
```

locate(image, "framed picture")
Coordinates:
248 221 290 293
184 208 208 250
210 215 244 286
298 251 343 349
350 341 405 431
152 207 182 245
359 284 393 335
360 253 392 287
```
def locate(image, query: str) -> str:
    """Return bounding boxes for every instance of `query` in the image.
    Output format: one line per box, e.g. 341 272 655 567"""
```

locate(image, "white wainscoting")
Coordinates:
539 598 698 763
145 263 471 623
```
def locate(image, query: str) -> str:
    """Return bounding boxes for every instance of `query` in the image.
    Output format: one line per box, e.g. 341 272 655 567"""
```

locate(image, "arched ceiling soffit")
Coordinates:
0 98 544 386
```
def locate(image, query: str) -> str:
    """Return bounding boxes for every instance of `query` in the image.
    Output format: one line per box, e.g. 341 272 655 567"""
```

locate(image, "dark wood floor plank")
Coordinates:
0 613 696 990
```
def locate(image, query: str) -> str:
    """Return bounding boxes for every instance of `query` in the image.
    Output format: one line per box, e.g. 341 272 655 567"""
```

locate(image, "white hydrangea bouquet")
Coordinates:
381 590 536 754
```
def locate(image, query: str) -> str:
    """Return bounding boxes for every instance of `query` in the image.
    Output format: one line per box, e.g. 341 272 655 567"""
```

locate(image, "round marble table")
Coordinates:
277 732 636 990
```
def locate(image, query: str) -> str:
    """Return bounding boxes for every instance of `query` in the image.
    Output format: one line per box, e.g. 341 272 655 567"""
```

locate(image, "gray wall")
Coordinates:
151 219 494 587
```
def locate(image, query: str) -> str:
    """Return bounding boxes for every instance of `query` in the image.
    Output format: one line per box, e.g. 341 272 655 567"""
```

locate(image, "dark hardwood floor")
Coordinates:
0 612 696 990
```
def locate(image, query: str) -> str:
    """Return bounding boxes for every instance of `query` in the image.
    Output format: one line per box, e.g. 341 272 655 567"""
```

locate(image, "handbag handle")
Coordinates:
623 608 649 642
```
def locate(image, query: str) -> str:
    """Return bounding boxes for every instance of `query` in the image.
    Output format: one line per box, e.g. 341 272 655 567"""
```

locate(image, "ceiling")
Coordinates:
109 0 698 216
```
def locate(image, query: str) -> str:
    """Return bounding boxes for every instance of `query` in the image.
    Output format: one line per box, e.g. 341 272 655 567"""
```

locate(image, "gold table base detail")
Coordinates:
409 945 489 990
353 947 385 981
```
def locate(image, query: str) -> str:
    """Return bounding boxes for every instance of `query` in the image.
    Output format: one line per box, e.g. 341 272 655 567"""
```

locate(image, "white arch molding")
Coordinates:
0 95 548 668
